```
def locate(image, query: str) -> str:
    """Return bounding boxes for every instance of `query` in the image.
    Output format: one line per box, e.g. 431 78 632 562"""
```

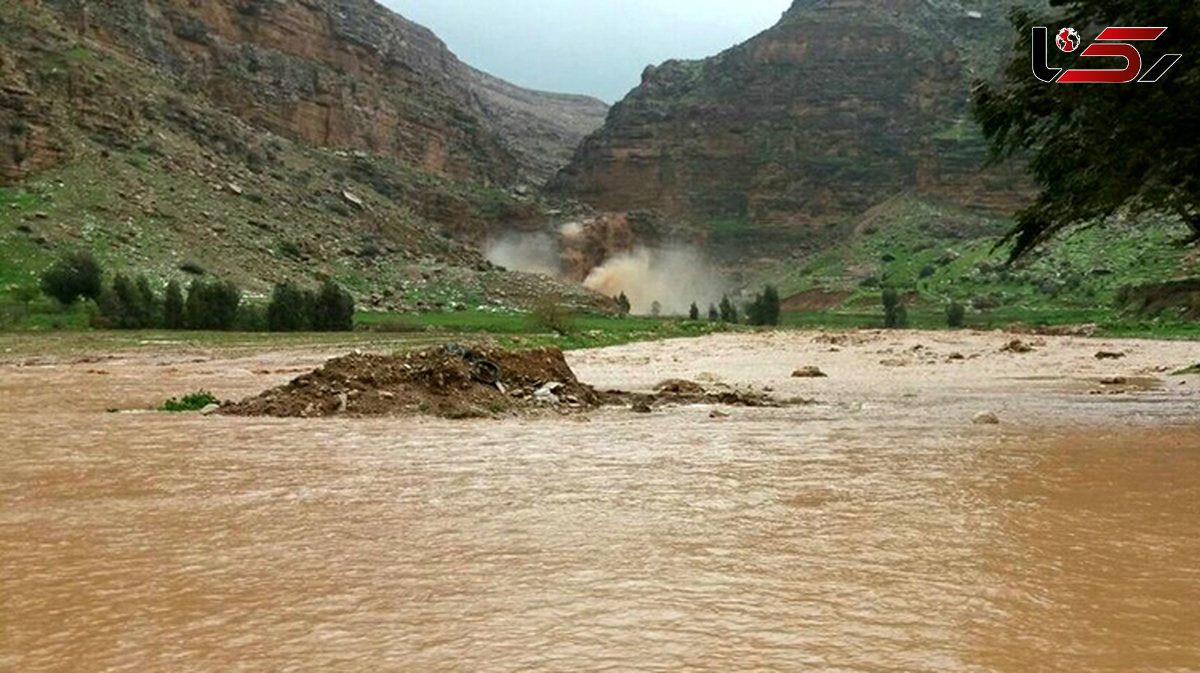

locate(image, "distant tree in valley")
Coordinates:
708 304 719 321
882 288 907 329
746 285 782 326
719 295 738 323
110 274 145 328
95 274 164 329
947 301 966 328
163 280 184 329
650 300 662 318
689 302 700 321
268 281 311 332
615 292 632 316
185 279 241 330
312 280 355 332
136 276 159 327
40 251 103 305
973 1 1200 257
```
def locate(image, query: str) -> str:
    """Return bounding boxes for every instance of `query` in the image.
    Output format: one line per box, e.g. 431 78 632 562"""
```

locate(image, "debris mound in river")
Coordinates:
222 345 600 419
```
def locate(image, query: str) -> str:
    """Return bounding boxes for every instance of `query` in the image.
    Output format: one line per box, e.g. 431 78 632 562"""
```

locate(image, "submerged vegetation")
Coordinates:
159 391 220 413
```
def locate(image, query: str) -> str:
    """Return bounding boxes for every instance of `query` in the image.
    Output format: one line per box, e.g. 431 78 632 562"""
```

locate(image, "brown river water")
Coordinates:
2 332 1199 672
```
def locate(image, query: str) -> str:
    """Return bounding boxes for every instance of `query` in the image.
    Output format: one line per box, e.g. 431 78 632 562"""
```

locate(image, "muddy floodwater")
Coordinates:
2 331 1199 672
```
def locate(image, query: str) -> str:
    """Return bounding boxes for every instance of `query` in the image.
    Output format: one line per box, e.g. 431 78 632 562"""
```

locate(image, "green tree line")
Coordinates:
35 251 354 332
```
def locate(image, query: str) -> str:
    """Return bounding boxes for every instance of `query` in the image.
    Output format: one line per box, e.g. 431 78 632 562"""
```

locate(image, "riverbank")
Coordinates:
1 329 1196 428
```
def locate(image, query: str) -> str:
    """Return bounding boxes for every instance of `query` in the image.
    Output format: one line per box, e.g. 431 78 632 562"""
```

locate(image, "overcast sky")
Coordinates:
388 1 792 103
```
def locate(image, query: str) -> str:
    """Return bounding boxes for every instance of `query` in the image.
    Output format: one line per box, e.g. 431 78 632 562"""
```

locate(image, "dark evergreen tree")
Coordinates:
93 285 122 329
745 286 781 326
718 295 738 323
882 288 902 329
135 276 159 328
312 280 355 332
689 302 700 321
708 304 719 322
616 292 632 316
947 301 966 328
163 280 184 329
185 279 241 330
761 285 781 326
110 274 143 328
268 282 310 332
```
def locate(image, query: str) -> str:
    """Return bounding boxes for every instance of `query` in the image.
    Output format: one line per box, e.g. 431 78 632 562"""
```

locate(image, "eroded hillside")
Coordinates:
0 0 606 310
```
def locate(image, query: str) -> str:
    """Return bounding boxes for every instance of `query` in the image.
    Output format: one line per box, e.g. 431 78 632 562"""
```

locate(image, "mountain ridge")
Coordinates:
550 0 1031 235
0 0 607 311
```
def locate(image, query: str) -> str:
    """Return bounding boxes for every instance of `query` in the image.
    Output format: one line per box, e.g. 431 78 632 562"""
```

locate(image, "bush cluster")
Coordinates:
267 280 355 332
39 251 103 305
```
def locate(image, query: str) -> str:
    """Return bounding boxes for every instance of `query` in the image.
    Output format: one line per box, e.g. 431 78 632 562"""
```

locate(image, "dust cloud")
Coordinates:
485 215 727 315
583 247 725 315
484 233 560 277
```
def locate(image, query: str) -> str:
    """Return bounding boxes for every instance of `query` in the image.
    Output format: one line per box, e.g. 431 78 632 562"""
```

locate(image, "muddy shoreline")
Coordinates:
1 330 1196 429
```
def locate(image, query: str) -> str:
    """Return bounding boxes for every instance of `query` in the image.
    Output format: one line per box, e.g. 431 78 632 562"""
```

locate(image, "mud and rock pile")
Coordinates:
222 345 601 419
601 378 798 412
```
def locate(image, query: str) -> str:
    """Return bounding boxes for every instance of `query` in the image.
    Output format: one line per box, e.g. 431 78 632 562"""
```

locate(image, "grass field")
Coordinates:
2 301 1195 364
780 308 1200 340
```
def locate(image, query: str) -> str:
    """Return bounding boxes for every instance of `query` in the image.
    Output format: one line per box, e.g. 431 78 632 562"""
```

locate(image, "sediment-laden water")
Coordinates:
3 332 1198 672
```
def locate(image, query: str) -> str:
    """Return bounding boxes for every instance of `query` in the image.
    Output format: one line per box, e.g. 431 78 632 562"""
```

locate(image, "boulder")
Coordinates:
972 412 1001 425
792 366 828 378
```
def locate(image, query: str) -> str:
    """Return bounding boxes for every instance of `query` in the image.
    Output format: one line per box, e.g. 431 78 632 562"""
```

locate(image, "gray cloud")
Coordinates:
387 0 791 102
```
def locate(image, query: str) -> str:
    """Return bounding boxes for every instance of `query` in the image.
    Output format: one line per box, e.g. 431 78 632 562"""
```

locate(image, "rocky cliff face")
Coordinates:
0 0 608 309
4 0 605 186
550 0 1030 232
467 66 611 187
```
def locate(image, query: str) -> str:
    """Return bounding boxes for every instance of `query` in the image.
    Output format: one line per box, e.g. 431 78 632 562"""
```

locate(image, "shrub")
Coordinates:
10 285 40 309
179 260 206 276
277 240 304 260
947 301 966 328
689 302 700 321
40 251 103 305
531 293 575 335
159 390 219 413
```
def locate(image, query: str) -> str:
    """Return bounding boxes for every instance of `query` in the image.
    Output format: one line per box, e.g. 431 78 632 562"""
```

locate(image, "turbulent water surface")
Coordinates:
2 333 1199 672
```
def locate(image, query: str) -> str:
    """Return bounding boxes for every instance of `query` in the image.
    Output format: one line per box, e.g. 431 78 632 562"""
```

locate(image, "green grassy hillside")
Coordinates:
754 196 1199 333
